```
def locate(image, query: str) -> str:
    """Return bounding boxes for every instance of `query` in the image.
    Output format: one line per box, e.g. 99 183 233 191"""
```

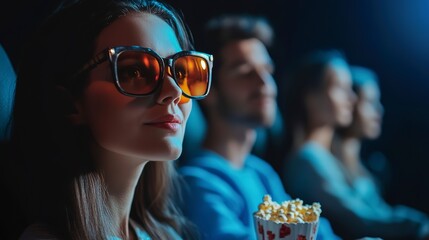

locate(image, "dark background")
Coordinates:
1 0 428 215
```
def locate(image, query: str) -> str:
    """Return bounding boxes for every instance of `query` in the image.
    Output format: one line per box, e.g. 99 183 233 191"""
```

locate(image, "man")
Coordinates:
178 14 341 240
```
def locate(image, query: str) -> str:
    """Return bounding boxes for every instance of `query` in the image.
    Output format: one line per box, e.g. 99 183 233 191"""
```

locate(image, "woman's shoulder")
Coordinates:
19 223 59 240
287 142 338 170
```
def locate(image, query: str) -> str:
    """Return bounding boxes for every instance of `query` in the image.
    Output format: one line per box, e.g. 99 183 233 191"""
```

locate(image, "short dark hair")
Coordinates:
202 14 274 83
203 14 274 52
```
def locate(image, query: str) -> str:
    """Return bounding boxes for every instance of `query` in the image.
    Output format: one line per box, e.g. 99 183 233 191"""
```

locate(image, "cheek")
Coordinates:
226 84 252 110
324 90 339 115
359 103 376 122
330 89 352 117
180 100 192 126
327 91 354 127
330 88 345 106
357 105 376 132
356 108 367 129
365 107 382 131
82 82 140 145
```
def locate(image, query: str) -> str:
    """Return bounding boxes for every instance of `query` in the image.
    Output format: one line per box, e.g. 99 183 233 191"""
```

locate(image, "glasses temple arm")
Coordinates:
75 51 109 76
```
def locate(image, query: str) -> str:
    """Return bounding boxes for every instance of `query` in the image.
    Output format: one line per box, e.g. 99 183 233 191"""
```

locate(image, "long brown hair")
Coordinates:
12 0 193 239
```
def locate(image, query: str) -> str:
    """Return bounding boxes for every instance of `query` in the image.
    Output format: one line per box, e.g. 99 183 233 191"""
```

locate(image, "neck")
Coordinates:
108 161 146 240
203 117 257 168
92 141 148 239
302 125 335 151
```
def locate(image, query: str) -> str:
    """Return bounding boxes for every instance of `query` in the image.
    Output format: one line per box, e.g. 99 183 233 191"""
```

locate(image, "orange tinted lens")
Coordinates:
174 56 209 97
116 51 161 94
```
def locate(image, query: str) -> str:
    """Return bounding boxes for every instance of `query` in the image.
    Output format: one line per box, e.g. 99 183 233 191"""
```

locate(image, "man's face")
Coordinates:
215 38 277 128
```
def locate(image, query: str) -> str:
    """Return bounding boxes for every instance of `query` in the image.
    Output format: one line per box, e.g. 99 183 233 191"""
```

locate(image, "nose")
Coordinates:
156 65 182 105
255 68 277 95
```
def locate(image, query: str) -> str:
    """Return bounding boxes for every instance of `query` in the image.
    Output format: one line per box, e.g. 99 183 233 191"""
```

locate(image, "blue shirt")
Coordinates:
179 150 340 240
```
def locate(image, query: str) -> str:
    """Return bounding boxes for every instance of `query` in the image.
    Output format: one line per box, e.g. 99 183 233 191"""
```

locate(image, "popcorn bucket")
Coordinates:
253 215 319 240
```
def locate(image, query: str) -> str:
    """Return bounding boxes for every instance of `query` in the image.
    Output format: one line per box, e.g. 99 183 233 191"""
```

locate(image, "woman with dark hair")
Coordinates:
330 65 429 239
280 50 429 239
333 65 386 192
280 50 355 155
11 0 212 239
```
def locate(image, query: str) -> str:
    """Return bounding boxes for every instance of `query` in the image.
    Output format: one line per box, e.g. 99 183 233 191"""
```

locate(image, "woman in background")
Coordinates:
280 50 429 239
11 0 212 239
332 65 385 197
331 65 429 239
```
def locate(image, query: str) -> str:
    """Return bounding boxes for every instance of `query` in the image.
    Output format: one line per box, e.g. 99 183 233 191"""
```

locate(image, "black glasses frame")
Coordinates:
76 46 213 99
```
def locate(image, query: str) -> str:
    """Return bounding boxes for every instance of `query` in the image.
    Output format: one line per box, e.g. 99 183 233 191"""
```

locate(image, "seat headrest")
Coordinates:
0 43 16 141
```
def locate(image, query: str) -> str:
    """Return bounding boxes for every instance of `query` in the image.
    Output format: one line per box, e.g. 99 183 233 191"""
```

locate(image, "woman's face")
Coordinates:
307 63 356 128
77 13 192 162
354 83 384 139
325 64 356 127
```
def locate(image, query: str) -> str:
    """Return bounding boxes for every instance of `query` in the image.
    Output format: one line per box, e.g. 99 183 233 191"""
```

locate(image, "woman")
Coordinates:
12 0 212 239
332 65 385 194
331 65 429 239
280 50 429 239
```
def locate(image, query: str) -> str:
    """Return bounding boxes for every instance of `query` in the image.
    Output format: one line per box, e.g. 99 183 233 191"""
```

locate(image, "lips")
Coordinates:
145 114 182 131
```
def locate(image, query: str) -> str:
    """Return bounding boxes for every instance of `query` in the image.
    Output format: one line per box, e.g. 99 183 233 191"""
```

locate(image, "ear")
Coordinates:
55 86 86 125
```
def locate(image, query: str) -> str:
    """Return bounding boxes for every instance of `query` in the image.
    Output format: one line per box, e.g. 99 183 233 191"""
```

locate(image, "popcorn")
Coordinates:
255 194 321 223
253 194 321 240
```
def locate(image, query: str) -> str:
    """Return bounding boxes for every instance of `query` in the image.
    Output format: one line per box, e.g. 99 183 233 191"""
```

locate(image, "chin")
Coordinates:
262 118 275 128
142 145 182 161
251 111 275 127
167 143 183 160
338 113 354 127
338 119 352 127
247 117 273 129
149 153 181 161
365 130 381 140
161 148 182 161
170 150 182 161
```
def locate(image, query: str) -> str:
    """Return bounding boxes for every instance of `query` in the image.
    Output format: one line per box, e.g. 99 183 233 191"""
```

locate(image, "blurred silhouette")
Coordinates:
332 66 387 194
178 15 341 240
330 65 429 239
281 50 429 240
